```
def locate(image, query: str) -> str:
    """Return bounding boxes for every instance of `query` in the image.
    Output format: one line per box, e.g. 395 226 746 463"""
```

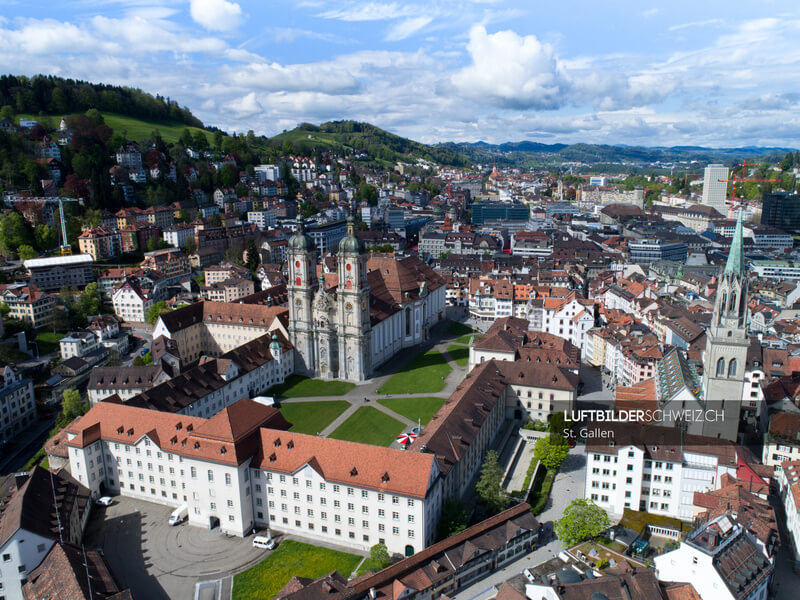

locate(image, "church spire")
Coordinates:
724 209 745 277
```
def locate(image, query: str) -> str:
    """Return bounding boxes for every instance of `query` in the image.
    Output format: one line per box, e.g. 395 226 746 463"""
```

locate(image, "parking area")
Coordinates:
85 496 268 600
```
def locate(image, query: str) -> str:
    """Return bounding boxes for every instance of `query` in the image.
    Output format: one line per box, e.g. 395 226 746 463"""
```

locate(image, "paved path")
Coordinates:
278 320 471 445
453 445 587 600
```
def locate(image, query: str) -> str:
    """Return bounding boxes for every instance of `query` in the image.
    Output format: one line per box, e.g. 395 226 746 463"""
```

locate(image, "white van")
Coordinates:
253 535 276 550
168 503 188 526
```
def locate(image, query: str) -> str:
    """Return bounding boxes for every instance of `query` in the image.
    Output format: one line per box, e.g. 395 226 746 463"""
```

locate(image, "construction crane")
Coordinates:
58 197 72 255
717 160 781 219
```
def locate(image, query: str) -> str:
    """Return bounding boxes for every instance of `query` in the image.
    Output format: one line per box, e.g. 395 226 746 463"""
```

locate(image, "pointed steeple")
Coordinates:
724 209 745 277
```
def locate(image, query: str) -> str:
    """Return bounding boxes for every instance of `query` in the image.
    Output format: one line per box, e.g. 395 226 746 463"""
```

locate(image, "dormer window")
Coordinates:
117 426 124 434
194 442 200 449
350 467 358 477
382 472 390 483
287 440 294 449
220 447 227 454
274 438 281 447
269 453 277 462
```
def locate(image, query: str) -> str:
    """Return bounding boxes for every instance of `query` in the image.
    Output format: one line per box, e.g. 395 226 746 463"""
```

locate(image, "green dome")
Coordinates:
289 215 315 252
338 216 364 255
269 333 281 352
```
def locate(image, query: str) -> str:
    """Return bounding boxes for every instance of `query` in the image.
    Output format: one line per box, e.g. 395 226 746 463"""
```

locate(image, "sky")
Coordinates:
1 0 800 147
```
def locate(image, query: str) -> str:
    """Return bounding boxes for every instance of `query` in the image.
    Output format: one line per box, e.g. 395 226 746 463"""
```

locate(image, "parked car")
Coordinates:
253 535 276 550
95 496 113 506
523 568 535 583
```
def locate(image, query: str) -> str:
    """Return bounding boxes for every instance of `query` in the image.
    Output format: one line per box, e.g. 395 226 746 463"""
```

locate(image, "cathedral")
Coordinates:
701 208 749 440
287 216 446 382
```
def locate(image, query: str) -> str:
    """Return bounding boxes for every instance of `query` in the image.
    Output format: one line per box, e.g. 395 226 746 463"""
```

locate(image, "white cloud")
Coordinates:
223 60 361 94
225 91 263 118
452 25 568 110
189 0 242 32
385 16 432 41
317 2 415 22
642 8 660 18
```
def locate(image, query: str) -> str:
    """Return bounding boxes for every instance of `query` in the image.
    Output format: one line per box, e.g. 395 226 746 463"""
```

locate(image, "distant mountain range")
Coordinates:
437 140 797 167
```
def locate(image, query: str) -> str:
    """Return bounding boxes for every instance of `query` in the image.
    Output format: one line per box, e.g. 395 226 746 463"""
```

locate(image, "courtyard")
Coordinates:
279 400 350 435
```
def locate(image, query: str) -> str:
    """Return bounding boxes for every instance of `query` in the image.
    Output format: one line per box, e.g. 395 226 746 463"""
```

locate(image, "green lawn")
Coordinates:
269 374 355 398
232 540 361 600
35 332 64 355
453 333 483 345
356 557 388 576
446 344 469 366
329 407 405 447
17 112 214 145
447 321 474 336
377 350 451 394
377 397 445 426
279 401 350 435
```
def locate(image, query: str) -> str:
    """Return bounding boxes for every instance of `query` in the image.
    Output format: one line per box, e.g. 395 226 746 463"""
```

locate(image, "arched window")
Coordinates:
729 291 737 314
405 545 415 557
405 307 411 336
716 357 725 376
728 358 737 377
719 292 727 324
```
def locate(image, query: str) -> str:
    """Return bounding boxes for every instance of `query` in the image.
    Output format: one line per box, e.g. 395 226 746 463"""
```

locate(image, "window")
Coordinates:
190 467 197 478
378 493 384 501
225 473 231 485
207 470 213 482
728 358 737 377
716 357 725 376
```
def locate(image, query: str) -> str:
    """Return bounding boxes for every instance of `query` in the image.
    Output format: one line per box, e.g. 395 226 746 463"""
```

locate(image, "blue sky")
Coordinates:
1 0 799 147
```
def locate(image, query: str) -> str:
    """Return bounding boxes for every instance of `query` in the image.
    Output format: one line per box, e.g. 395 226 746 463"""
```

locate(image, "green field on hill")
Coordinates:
17 112 214 145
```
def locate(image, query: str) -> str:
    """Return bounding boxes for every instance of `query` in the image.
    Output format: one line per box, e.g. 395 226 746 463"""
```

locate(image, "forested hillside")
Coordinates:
0 75 203 128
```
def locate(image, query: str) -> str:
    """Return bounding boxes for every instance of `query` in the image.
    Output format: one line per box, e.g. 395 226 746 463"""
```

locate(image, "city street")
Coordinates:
453 445 587 600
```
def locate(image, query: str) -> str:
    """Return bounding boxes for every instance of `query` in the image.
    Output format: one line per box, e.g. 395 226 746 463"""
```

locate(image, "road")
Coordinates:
453 445 587 600
0 417 55 475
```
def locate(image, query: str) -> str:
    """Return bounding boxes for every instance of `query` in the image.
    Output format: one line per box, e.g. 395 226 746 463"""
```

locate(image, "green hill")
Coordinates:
271 121 470 168
17 111 214 145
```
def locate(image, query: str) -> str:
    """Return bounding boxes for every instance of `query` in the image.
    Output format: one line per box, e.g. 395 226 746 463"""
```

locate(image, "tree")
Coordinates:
147 235 160 252
0 212 33 258
133 350 154 366
355 182 379 206
85 108 104 125
0 105 14 121
475 450 508 514
533 436 569 472
781 152 794 171
16 244 37 261
369 544 391 569
56 388 88 428
184 237 197 255
554 499 610 547
437 499 469 540
245 238 259 275
34 224 57 251
0 302 10 316
146 301 172 325
78 283 101 319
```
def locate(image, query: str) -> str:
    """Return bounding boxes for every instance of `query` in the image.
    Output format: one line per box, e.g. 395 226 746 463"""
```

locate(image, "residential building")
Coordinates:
744 225 793 251
761 192 800 235
162 223 195 249
778 460 800 560
701 164 730 214
204 262 251 285
305 219 347 257
120 222 160 253
247 209 277 230
112 277 157 323
143 205 175 230
584 422 747 520
0 362 36 445
23 254 95 292
526 290 595 353
22 542 133 600
0 283 54 329
654 514 772 600
59 330 101 361
762 412 800 473
77 226 122 260
116 144 142 170
202 278 255 302
0 467 91 600
254 164 281 181
653 204 724 232
141 248 191 282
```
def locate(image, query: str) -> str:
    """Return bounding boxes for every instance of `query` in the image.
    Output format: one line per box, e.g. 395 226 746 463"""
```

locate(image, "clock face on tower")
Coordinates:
345 302 353 312
295 299 302 307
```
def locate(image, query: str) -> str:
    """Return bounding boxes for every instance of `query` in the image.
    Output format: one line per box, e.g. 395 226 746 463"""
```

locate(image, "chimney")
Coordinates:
14 471 30 490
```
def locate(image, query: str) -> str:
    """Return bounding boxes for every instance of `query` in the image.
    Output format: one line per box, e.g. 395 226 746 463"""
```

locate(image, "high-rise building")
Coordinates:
701 164 729 213
762 192 800 234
